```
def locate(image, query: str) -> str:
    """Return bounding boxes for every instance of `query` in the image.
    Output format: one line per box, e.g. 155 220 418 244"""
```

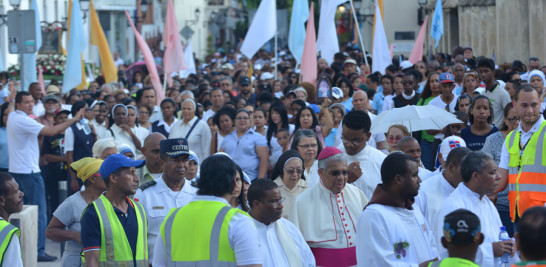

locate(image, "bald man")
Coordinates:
335 91 387 153
137 132 167 184
397 136 431 179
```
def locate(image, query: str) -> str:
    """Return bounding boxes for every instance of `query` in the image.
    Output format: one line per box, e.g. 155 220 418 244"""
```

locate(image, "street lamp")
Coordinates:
141 0 148 14
418 0 427 25
0 0 23 26
80 0 90 22
9 0 21 10
186 8 200 25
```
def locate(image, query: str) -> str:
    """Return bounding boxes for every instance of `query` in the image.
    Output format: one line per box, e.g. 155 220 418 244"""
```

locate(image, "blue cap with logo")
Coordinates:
99 154 145 179
439 73 455 84
160 138 190 158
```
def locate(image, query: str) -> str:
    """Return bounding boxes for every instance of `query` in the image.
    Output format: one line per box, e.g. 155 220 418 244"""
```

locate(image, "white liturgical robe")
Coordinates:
357 203 438 267
339 144 386 200
414 171 457 226
436 183 519 267
289 181 368 267
253 218 316 267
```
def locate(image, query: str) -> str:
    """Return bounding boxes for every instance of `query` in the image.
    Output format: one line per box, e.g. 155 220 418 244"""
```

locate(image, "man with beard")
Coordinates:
236 76 256 106
290 146 368 267
248 179 315 267
436 151 516 266
357 152 438 267
134 138 197 263
81 154 148 265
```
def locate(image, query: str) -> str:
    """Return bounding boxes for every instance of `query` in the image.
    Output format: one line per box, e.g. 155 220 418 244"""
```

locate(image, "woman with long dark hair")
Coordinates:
266 101 294 164
291 106 332 147
230 164 250 212
461 95 498 151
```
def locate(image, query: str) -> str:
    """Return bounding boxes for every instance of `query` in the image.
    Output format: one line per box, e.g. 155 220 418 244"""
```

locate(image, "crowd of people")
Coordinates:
0 44 545 266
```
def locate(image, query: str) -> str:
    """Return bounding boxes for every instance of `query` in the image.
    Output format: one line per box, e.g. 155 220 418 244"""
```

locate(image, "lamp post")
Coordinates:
0 0 22 26
418 0 427 25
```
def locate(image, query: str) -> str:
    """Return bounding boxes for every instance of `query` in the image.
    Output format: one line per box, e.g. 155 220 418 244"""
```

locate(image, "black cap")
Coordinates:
257 83 272 92
443 209 481 245
239 76 251 86
160 138 190 158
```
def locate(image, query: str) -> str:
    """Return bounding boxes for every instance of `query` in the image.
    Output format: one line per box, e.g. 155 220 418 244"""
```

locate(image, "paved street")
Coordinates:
38 239 63 267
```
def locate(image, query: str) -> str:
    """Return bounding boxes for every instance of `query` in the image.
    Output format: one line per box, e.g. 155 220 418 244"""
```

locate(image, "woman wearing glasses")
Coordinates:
386 124 410 153
290 129 323 187
481 102 519 237
272 150 308 219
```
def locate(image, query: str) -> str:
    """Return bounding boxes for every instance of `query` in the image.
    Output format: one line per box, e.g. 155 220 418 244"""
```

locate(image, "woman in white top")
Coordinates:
210 107 236 155
271 150 308 219
104 104 143 158
169 99 211 163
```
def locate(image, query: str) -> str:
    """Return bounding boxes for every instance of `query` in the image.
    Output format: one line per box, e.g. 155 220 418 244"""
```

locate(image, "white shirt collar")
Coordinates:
158 117 179 127
192 195 230 206
458 182 482 205
517 116 544 134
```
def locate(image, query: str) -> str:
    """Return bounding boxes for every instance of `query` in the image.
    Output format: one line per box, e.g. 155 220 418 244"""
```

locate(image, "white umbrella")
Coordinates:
370 105 463 134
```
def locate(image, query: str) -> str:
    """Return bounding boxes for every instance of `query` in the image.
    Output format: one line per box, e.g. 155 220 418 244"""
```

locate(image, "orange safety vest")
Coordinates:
505 121 546 222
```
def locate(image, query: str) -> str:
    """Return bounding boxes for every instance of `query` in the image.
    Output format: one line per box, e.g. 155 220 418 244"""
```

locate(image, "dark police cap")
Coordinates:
160 138 190 158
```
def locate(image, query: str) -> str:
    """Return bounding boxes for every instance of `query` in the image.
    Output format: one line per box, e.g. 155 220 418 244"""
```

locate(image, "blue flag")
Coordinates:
22 0 43 90
430 0 443 48
63 0 87 92
288 0 310 65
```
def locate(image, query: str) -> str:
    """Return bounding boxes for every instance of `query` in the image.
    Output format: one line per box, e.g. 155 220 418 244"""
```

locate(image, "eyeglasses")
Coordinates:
387 136 402 143
266 197 285 208
328 170 349 177
506 117 520 122
298 144 318 149
341 136 365 145
285 168 303 175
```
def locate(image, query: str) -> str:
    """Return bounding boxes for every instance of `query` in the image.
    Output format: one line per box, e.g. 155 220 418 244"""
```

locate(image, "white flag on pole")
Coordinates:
372 3 391 74
240 0 277 59
316 0 348 64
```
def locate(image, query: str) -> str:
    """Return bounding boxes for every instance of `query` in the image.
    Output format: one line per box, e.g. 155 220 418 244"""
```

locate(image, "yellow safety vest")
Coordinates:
160 200 249 266
428 257 480 267
506 121 546 221
82 195 148 266
0 220 20 264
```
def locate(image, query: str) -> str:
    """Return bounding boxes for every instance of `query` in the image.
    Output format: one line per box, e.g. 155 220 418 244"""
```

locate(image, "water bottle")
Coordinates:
499 226 510 263
80 118 92 135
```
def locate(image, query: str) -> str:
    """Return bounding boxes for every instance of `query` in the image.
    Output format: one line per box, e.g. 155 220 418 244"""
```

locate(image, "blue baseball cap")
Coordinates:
99 154 145 179
160 138 190 158
308 104 321 114
439 73 455 84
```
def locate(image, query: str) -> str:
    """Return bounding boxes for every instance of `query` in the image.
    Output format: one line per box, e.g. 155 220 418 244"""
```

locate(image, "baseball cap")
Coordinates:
329 103 347 116
221 63 234 70
260 72 274 80
160 138 190 158
239 76 251 86
332 87 344 99
254 64 263 70
54 109 70 118
439 136 467 161
344 59 357 66
308 104 321 114
443 209 481 245
99 154 145 179
439 73 455 84
43 95 59 103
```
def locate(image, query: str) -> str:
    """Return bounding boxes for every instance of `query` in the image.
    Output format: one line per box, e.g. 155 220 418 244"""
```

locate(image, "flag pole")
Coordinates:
274 30 278 79
349 0 369 67
163 72 167 93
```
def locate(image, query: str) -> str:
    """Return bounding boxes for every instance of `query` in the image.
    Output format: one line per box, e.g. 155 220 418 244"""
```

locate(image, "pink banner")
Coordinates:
300 2 317 86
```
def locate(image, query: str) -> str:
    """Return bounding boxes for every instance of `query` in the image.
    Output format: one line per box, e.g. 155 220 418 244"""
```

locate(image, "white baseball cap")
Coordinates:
439 136 467 161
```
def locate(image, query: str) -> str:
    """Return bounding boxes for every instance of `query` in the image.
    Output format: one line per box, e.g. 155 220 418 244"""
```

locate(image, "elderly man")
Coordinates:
137 133 166 184
513 206 546 266
397 136 431 179
290 146 368 267
357 152 438 267
134 138 197 263
248 179 315 267
338 110 385 200
414 147 471 226
436 151 516 266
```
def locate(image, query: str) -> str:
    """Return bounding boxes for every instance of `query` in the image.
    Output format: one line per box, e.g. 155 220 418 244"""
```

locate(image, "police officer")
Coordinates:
152 154 262 267
0 172 24 266
81 154 148 266
134 138 197 263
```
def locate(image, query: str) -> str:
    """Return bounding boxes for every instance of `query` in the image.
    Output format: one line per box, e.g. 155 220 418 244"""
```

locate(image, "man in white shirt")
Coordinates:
436 151 516 266
338 110 385 200
396 136 431 179
8 91 83 261
0 173 25 267
29 82 44 117
134 138 197 263
113 51 125 68
136 133 165 184
414 147 471 226
137 88 163 123
290 146 368 267
248 179 315 267
357 152 438 267
202 88 225 122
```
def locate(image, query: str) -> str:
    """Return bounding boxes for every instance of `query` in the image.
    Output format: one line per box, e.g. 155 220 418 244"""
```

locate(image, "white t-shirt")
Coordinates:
7 110 45 173
152 195 262 267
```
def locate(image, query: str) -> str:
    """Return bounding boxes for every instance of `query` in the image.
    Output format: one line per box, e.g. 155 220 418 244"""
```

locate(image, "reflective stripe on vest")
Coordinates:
87 195 148 266
0 221 19 264
162 202 240 267
506 121 546 221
